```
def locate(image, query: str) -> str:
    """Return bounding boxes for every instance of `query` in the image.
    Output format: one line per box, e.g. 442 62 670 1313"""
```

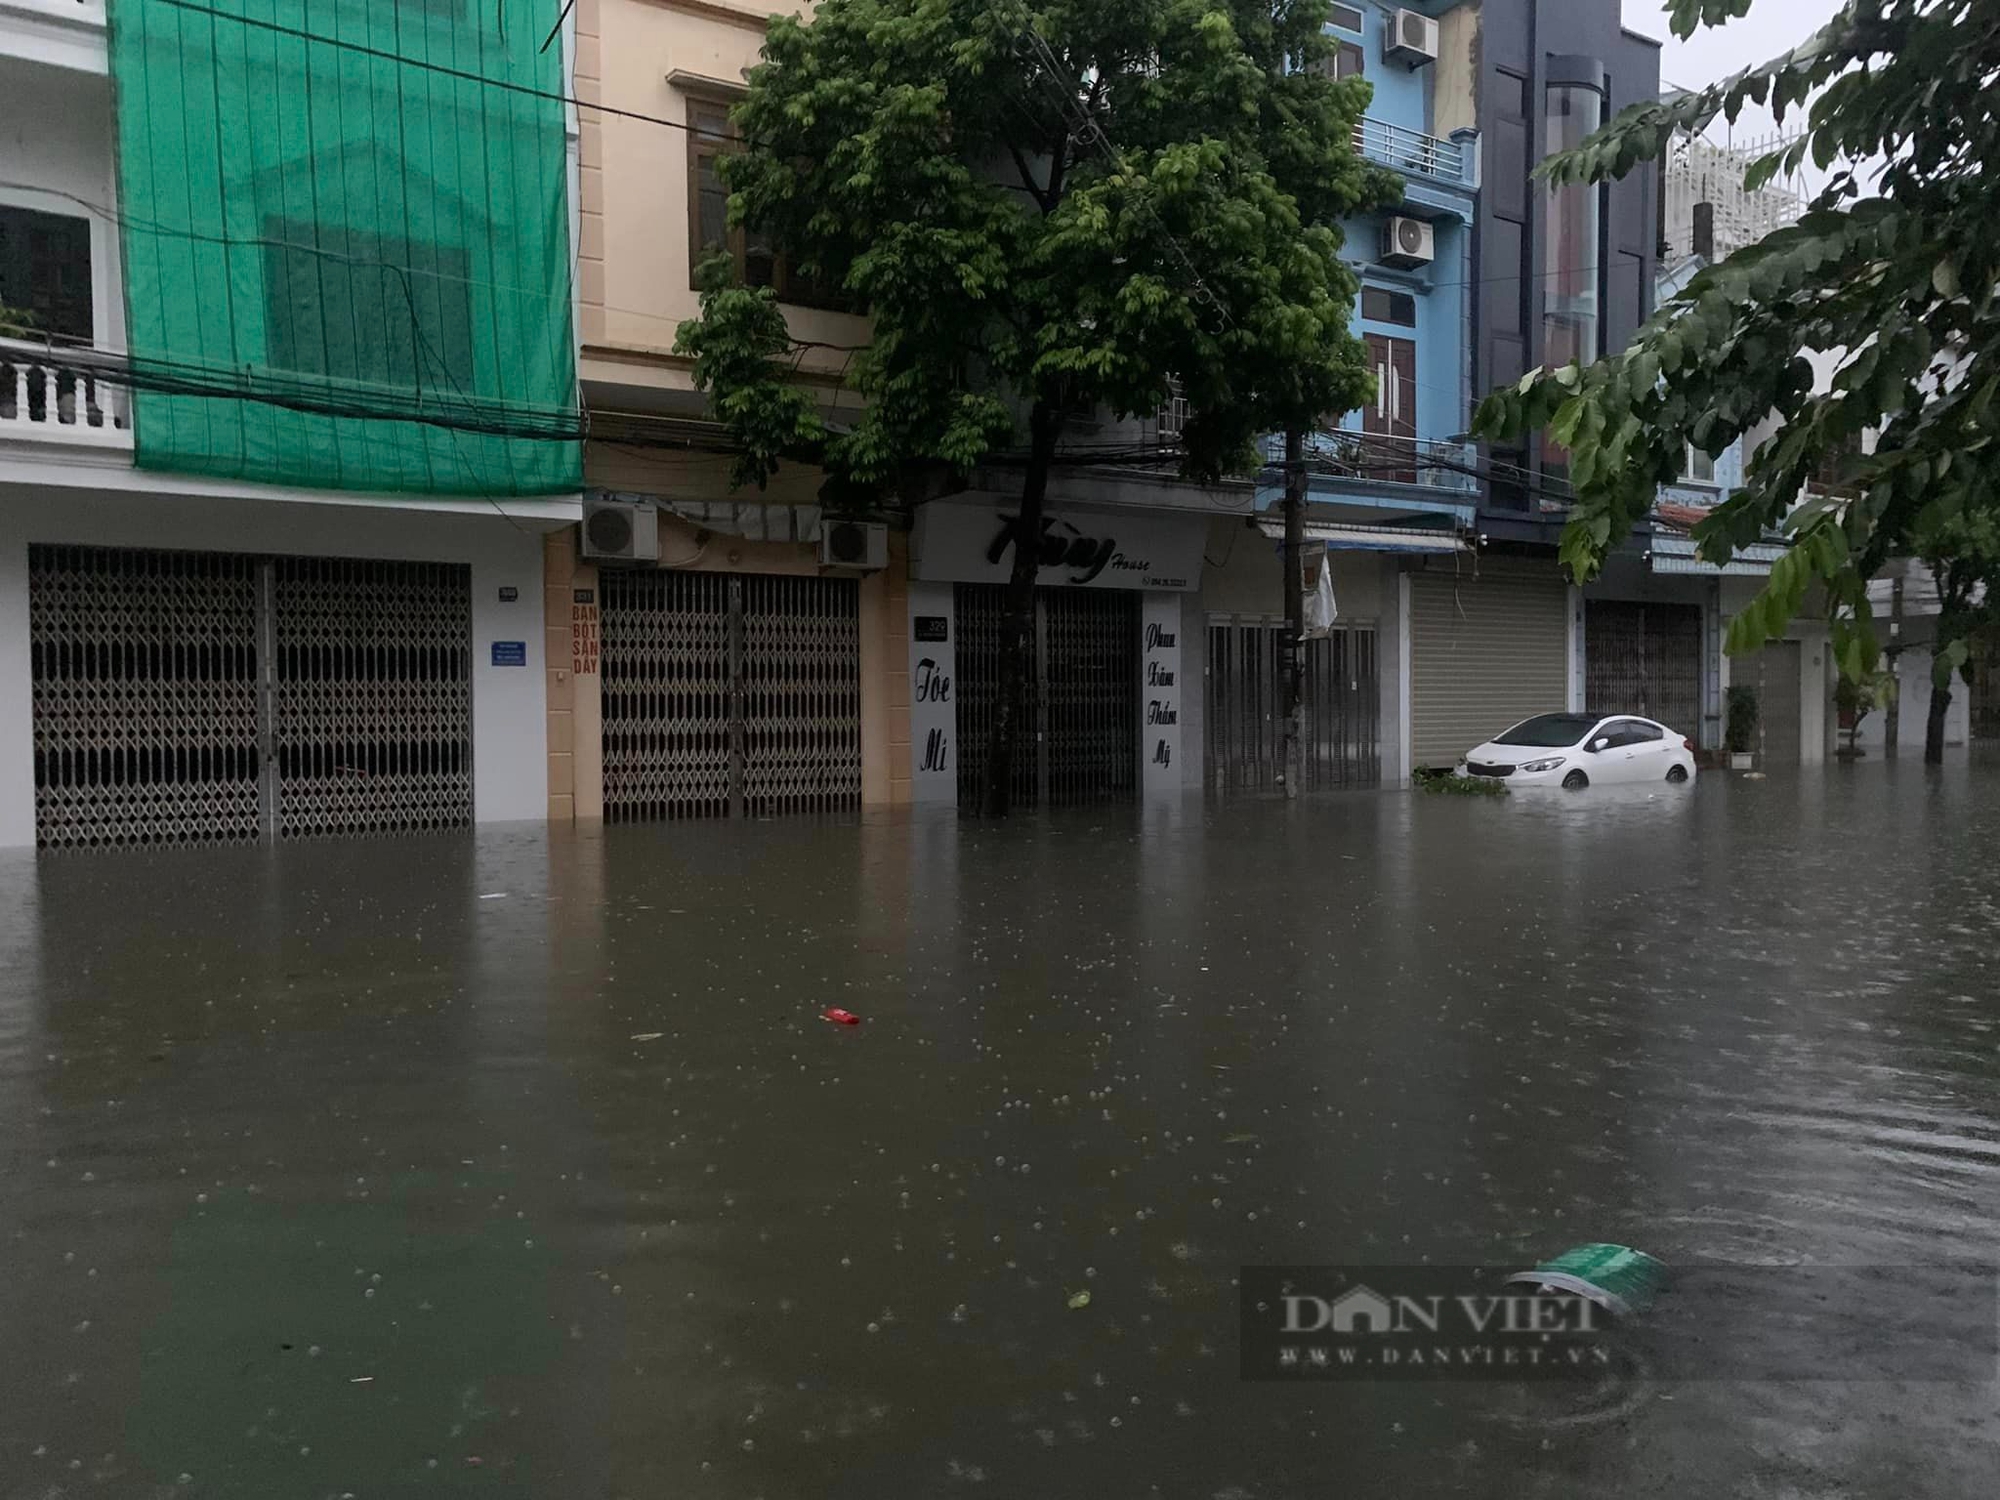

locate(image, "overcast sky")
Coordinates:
1621 0 1845 144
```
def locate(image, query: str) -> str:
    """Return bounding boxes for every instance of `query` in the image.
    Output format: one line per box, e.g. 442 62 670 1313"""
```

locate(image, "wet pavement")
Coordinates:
2 762 1997 1498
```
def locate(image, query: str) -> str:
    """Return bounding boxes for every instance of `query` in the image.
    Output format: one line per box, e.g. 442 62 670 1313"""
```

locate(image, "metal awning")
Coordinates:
1257 520 1469 554
1650 534 1784 576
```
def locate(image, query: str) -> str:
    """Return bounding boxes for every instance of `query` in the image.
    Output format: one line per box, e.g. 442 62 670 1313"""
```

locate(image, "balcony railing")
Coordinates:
1353 117 1467 187
0 0 105 25
0 337 133 448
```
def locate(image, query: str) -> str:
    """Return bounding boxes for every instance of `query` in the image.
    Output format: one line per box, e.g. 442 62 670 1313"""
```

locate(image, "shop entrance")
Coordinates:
953 584 1139 809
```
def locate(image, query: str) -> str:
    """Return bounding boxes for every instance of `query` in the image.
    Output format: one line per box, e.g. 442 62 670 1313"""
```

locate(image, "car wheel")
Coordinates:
1562 770 1589 791
1665 764 1690 784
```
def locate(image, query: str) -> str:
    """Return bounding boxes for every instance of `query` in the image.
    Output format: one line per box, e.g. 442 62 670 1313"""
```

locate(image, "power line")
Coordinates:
147 0 706 136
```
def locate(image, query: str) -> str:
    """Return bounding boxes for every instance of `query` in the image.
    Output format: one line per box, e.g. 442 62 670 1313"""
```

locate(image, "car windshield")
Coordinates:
1493 713 1601 747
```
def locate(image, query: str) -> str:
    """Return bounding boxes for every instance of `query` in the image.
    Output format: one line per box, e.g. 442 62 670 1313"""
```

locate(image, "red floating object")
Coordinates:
821 1007 862 1026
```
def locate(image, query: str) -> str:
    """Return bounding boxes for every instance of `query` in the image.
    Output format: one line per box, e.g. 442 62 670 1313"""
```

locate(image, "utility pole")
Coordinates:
1282 426 1307 800
1884 570 1904 756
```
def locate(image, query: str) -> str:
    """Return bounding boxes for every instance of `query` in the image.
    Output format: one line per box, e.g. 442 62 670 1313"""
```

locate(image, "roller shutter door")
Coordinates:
1410 569 1570 769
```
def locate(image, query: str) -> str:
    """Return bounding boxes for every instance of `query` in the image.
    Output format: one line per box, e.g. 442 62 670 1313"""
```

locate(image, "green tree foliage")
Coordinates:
674 0 1383 811
1473 0 2000 706
1912 507 2000 758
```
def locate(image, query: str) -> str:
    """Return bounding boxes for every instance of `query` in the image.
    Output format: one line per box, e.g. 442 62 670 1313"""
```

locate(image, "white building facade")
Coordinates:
0 1 578 850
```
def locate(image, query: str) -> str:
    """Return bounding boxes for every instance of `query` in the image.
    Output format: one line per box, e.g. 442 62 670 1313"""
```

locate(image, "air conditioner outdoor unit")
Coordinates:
1380 215 1436 269
1385 8 1439 68
581 497 659 564
820 518 888 571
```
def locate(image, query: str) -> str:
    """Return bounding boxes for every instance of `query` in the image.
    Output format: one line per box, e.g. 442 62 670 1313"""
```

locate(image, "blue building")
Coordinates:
1259 0 1482 543
1196 2 1482 795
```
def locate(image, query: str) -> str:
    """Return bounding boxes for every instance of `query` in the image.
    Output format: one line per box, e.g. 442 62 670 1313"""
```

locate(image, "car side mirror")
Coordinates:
1590 738 1611 753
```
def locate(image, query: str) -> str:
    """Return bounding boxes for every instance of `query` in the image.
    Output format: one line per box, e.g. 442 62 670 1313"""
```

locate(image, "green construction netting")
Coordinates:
108 0 580 495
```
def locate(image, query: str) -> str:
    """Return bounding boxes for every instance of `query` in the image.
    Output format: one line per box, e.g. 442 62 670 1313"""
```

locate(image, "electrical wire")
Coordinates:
56 5 1646 495
146 0 712 135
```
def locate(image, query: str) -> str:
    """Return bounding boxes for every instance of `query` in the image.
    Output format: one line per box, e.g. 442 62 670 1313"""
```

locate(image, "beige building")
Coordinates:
551 0 908 827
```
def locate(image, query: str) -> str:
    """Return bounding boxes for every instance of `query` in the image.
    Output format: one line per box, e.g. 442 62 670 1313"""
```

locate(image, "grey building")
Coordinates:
1403 0 1662 768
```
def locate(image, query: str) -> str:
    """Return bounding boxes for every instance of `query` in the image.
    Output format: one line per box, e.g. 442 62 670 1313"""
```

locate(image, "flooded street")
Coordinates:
2 764 1997 1498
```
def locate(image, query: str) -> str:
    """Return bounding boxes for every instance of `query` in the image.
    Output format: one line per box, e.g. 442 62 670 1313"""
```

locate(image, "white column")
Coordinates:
1140 592 1184 795
907 580 957 805
1566 583 1586 710
1396 572 1413 785
0 517 32 847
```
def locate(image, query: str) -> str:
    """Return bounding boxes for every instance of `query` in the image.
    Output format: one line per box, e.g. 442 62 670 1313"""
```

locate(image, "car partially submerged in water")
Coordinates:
1457 713 1697 790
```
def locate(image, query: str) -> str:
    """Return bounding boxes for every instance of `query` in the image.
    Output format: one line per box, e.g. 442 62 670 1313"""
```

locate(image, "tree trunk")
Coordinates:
1925 674 1951 765
1281 427 1307 800
1883 575 1904 755
981 400 1060 816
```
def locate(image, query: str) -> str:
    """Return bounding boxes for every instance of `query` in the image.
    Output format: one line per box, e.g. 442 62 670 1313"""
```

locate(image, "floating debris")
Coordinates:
1505 1243 1664 1316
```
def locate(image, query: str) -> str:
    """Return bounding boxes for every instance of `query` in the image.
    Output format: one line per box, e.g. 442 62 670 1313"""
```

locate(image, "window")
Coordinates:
1599 719 1664 748
0 204 93 344
1495 714 1601 748
1682 443 1716 484
685 95 845 309
1156 376 1189 440
1811 433 1864 495
1327 3 1365 32
687 98 738 281
1540 81 1604 480
1361 288 1416 326
1314 38 1364 79
262 219 473 390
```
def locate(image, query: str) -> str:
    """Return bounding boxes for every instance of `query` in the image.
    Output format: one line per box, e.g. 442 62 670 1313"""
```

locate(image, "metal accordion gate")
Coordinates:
28 545 472 849
1583 601 1702 736
1204 617 1380 794
954 584 1139 809
272 558 474 839
598 569 861 823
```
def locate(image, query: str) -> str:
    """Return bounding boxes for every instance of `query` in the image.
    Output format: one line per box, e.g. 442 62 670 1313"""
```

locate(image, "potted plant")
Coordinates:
1725 684 1759 770
1833 667 1897 758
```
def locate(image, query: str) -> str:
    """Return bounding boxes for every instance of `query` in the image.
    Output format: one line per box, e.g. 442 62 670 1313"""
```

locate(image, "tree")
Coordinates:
1472 0 2000 739
675 0 1381 813
1214 5 1401 797
1912 508 1999 760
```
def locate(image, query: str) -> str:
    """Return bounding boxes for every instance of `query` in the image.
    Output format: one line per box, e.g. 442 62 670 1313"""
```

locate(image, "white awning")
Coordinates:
1257 520 1469 554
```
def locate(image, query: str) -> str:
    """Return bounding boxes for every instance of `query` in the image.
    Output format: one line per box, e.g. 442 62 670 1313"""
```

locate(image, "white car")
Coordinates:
1457 713 1698 790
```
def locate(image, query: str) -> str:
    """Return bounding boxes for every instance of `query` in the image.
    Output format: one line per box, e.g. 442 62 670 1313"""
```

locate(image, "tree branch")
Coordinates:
1007 140 1052 212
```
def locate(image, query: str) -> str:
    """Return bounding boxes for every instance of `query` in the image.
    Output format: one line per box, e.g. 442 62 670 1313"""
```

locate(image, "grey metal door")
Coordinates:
741 574 863 816
1204 617 1379 793
954 584 1138 808
1585 600 1701 734
29 545 471 849
30 545 262 848
1044 588 1139 805
600 569 860 822
273 557 473 839
1754 639 1803 768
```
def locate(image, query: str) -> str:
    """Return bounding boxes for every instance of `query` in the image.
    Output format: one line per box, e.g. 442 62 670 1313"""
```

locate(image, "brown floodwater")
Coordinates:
2 761 1996 1497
